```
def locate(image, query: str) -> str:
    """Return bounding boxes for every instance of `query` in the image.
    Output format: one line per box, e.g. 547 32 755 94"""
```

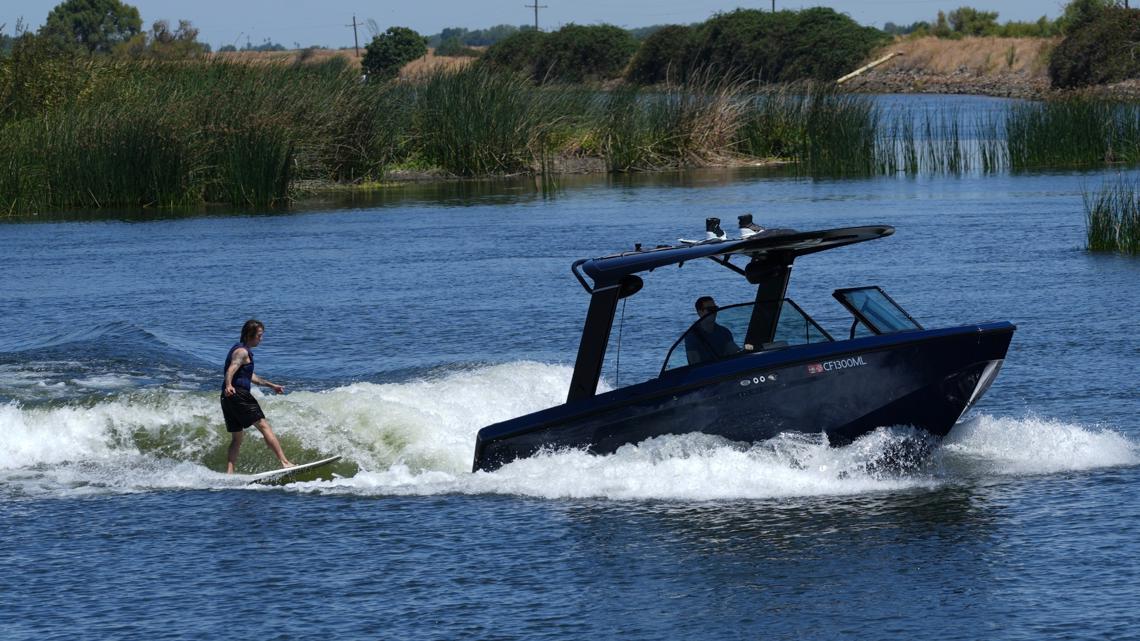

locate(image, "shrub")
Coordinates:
362 26 427 80
534 24 637 83
626 25 691 84
1049 6 1140 88
685 9 796 82
650 9 888 84
780 8 890 81
480 29 545 75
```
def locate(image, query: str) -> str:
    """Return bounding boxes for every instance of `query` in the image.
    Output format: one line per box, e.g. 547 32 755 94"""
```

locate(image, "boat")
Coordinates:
472 221 1016 472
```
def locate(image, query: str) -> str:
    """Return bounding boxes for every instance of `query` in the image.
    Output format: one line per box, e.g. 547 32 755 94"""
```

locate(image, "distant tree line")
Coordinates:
884 9 1059 38
217 40 287 53
882 2 1137 39
429 25 529 48
480 8 888 85
5 0 1140 97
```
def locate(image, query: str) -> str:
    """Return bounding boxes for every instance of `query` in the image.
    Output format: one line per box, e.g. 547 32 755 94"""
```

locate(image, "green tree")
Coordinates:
115 19 208 59
947 7 1000 36
1056 0 1119 33
39 0 142 54
932 11 953 37
362 26 427 80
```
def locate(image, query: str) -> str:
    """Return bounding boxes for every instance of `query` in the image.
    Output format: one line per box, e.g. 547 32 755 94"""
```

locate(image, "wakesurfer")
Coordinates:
221 319 293 473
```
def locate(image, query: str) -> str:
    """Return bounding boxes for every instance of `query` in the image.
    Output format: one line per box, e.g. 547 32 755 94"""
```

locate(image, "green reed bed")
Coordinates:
739 85 878 177
0 57 911 214
1085 179 1140 255
412 66 586 176
874 111 918 176
593 85 660 171
874 107 998 177
594 72 751 171
921 110 966 175
1007 99 1140 170
976 111 1008 174
0 58 397 212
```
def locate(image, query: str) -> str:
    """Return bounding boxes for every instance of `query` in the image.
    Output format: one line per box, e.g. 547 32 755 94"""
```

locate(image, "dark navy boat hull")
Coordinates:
473 322 1015 472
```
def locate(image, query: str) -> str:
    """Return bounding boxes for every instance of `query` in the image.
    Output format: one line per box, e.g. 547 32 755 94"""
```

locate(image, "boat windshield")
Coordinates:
833 286 923 336
661 300 833 373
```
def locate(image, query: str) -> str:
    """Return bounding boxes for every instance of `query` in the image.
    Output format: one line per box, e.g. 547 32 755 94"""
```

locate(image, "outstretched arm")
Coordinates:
252 373 284 394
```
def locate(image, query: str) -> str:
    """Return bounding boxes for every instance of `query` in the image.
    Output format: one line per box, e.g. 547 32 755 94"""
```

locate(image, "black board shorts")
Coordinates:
220 389 266 432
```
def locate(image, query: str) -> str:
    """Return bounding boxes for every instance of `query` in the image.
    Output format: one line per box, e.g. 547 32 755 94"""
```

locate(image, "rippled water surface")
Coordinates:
2 99 1140 639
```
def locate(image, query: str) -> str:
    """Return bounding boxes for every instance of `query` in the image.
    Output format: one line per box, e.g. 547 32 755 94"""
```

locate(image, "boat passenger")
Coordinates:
685 296 741 366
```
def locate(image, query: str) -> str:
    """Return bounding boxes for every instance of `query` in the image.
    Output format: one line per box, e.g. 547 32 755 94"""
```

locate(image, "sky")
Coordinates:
3 1 1071 50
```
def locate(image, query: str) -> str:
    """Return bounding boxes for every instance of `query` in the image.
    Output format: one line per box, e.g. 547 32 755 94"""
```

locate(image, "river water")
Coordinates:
2 96 1139 640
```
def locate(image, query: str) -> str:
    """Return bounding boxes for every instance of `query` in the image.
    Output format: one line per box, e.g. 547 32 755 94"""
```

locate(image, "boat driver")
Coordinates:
685 296 741 366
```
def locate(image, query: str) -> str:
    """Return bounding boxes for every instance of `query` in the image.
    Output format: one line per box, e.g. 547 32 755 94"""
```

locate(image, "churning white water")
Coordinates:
1 362 1135 500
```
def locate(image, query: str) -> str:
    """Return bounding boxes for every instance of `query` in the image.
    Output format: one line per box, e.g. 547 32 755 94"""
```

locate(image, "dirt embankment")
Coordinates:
842 36 1055 99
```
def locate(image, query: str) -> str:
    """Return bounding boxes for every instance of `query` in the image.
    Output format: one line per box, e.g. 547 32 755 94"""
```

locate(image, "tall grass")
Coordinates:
1085 179 1140 255
874 107 1008 177
1007 99 1140 170
594 85 662 171
595 71 752 171
413 66 585 176
27 58 1140 215
0 58 399 212
976 111 1007 174
738 84 878 176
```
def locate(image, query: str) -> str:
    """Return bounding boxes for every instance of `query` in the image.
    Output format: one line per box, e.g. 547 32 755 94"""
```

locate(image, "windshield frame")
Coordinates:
659 299 833 376
832 286 923 336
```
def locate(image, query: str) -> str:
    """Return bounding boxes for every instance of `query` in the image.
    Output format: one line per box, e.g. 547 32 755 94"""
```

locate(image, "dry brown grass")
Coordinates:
211 48 358 66
209 47 478 77
398 49 478 79
871 36 1058 78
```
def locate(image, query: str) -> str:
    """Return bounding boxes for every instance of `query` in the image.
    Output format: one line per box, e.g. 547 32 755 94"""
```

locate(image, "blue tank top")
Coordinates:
223 343 254 391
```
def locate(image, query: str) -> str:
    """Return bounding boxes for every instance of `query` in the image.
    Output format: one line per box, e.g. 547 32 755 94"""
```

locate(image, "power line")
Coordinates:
524 1 547 31
345 15 361 57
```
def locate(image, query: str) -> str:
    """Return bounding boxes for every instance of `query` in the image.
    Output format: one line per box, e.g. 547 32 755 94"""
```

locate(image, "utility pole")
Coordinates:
771 1 775 11
346 15 361 57
524 1 547 31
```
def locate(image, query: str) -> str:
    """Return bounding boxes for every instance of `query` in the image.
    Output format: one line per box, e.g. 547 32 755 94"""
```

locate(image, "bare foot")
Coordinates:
280 461 295 469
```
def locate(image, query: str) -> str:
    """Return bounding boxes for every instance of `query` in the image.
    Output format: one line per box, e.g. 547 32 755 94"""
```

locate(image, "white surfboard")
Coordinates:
246 455 342 485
